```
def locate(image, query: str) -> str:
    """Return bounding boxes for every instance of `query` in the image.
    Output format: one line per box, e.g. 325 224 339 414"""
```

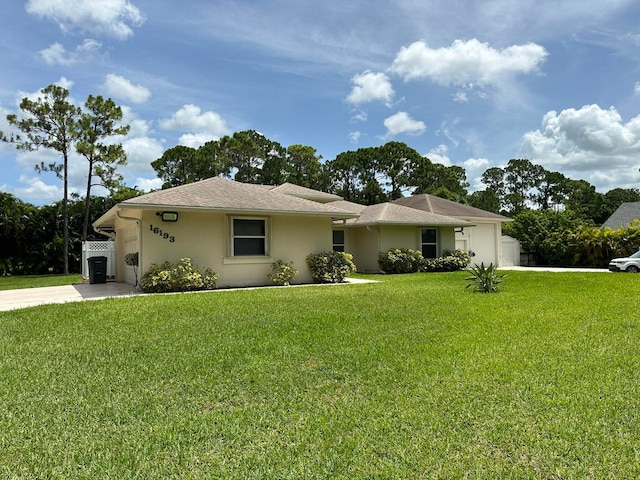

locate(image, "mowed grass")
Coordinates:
0 274 84 290
1 271 639 478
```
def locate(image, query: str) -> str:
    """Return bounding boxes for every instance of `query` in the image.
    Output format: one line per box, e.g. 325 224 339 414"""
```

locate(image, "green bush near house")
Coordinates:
267 260 298 286
379 248 471 274
306 251 356 283
378 248 424 273
422 249 472 272
139 257 217 293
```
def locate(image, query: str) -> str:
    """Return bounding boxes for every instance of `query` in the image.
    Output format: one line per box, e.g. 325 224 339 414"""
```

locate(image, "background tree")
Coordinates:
377 141 423 200
284 144 324 189
468 189 501 214
151 145 199 189
76 95 129 241
0 84 81 274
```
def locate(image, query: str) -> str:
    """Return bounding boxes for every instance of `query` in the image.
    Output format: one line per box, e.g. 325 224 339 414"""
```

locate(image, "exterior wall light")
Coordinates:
157 211 179 222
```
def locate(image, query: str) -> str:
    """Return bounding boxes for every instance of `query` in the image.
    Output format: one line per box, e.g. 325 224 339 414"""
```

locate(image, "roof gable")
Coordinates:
330 201 474 227
94 178 357 228
603 202 640 229
393 194 511 221
267 183 343 203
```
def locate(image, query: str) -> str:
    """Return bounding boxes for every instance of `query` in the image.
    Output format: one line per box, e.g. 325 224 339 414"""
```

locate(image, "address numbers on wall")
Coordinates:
149 224 175 242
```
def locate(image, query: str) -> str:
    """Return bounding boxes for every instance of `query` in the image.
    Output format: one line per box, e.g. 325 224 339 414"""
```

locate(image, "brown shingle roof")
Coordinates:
393 194 511 221
94 178 357 228
267 183 343 203
330 200 474 227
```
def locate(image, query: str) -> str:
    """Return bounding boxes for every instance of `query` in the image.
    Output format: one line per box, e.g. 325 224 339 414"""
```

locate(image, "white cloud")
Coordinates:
390 39 547 87
520 104 640 190
12 176 62 203
122 136 164 173
26 0 145 39
635 82 640 95
159 104 229 146
39 39 102 65
349 131 361 143
103 74 151 104
133 176 163 192
452 91 469 103
425 144 451 166
346 71 394 105
383 111 426 137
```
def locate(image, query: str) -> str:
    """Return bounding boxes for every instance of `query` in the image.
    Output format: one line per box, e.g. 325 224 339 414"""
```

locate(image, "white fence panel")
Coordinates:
82 241 116 280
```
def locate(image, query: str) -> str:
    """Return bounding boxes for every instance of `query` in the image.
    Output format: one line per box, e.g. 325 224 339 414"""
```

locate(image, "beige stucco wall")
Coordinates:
455 221 503 267
116 209 334 288
342 225 458 273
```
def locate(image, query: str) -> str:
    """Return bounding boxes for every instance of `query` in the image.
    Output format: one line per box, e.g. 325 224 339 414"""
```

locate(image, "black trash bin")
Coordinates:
88 256 108 284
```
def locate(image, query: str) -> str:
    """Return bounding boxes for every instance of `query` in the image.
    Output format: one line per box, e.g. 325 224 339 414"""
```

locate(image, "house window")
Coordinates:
232 218 268 256
421 228 437 258
333 230 345 252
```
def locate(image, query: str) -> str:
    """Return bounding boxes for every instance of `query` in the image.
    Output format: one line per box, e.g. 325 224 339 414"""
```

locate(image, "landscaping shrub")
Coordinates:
306 251 356 283
422 249 472 272
465 262 506 293
140 257 218 293
267 260 298 286
378 248 424 274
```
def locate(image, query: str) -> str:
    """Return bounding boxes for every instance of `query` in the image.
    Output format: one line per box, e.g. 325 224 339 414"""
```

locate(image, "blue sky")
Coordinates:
2 0 640 205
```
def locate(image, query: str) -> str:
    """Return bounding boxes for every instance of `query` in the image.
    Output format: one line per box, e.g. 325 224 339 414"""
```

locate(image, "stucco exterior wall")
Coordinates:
343 225 458 273
456 221 503 266
131 210 332 288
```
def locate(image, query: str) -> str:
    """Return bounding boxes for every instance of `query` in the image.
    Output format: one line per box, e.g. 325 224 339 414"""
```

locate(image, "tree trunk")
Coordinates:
63 153 69 275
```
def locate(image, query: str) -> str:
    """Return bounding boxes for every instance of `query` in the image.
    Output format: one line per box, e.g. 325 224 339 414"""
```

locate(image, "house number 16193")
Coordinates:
149 224 175 242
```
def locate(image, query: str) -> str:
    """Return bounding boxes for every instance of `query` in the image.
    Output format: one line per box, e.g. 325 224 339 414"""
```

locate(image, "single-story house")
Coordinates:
329 200 474 273
602 202 640 230
92 177 358 288
93 178 511 287
392 194 511 267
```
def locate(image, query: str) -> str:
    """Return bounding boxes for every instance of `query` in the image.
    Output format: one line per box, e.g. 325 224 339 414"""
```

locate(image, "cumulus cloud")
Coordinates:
425 144 451 166
26 0 145 39
390 39 547 87
122 136 164 173
520 104 640 189
383 111 426 137
12 176 62 203
346 71 394 105
159 104 229 147
103 74 151 104
39 39 101 65
349 131 362 143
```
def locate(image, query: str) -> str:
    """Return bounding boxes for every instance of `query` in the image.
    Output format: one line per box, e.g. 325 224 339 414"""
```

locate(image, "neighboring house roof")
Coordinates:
393 194 511 221
93 177 357 228
330 200 474 227
266 183 343 203
603 202 640 229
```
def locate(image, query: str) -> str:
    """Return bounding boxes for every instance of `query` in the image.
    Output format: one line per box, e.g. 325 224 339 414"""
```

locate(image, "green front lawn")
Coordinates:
1 271 638 478
0 273 83 290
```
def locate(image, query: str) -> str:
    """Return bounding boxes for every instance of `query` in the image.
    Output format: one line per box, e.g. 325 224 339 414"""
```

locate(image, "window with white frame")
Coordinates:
421 228 437 258
333 230 345 252
231 217 268 256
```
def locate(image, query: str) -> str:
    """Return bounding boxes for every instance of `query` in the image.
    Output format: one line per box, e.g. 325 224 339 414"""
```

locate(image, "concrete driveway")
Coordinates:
0 282 141 312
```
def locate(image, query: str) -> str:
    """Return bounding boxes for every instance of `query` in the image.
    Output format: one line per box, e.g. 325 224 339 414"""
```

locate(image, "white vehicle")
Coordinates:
608 250 640 273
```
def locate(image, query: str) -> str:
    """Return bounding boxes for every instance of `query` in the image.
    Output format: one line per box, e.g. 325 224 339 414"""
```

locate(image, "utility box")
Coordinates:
87 256 108 284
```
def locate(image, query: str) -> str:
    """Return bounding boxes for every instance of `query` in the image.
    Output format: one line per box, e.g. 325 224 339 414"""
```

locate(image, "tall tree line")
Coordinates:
1 84 129 273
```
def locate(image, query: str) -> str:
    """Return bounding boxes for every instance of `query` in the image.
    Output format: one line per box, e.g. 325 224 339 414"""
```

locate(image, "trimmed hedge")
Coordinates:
378 248 472 274
306 251 356 283
140 257 217 293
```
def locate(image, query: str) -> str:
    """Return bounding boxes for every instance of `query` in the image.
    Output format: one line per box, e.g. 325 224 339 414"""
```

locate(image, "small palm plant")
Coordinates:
465 262 507 293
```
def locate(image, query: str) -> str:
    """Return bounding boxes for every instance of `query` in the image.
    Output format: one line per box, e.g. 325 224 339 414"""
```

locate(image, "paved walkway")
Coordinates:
0 277 380 312
0 282 141 312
